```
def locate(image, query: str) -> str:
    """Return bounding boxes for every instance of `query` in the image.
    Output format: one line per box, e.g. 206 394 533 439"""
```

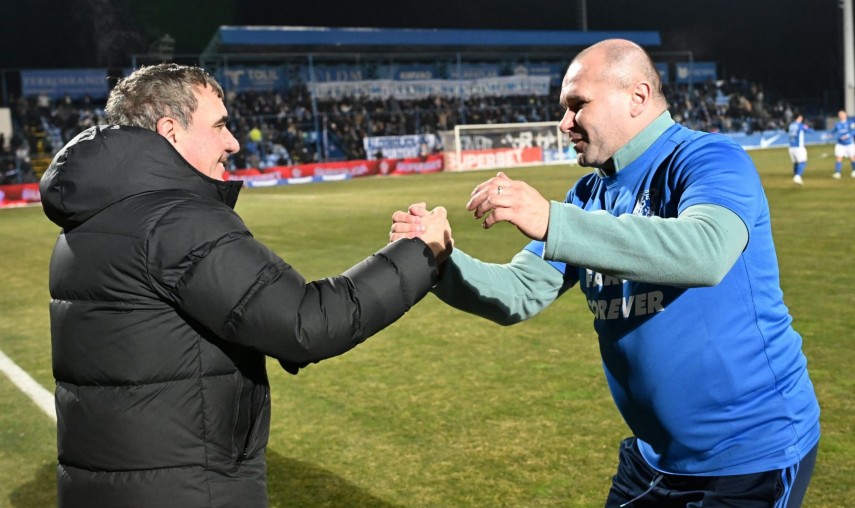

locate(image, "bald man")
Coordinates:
392 39 819 506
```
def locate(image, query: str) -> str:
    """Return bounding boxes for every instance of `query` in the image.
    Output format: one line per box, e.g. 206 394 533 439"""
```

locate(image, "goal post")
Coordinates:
440 121 575 172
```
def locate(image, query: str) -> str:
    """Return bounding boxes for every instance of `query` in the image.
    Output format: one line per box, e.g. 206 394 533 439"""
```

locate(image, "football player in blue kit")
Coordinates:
787 114 811 184
831 109 855 179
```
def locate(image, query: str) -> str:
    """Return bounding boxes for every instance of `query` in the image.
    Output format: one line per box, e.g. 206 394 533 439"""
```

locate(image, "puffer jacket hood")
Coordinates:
40 124 241 229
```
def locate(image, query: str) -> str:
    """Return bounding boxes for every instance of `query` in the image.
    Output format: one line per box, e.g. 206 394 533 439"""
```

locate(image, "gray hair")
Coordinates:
105 63 224 130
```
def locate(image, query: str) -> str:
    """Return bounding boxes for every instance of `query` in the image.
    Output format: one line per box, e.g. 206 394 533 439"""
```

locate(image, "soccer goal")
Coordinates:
440 121 575 172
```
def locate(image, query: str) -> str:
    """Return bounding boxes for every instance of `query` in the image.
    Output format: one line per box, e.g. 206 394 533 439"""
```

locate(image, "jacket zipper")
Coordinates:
237 388 268 465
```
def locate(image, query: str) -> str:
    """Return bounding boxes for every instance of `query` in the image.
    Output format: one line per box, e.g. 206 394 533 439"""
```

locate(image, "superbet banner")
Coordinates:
448 147 543 171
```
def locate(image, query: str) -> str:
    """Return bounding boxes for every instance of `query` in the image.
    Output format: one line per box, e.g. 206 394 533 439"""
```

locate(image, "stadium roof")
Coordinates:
201 26 661 59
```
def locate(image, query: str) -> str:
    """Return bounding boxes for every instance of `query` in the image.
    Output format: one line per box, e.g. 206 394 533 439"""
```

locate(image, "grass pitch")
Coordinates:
1 144 853 507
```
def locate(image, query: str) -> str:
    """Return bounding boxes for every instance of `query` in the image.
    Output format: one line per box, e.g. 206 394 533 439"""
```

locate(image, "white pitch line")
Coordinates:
0 348 56 422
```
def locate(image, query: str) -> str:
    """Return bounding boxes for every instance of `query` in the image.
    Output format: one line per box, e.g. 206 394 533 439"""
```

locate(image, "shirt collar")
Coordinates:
597 111 675 176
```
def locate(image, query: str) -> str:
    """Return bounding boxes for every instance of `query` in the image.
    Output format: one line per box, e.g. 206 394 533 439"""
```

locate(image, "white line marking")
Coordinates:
0 348 56 422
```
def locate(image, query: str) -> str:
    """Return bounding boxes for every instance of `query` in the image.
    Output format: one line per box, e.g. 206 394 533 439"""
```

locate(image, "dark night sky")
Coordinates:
1 0 846 108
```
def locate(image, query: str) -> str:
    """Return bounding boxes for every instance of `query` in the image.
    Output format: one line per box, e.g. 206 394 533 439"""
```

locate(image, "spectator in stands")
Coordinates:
831 109 855 179
9 63 806 165
788 114 812 184
392 38 819 507
13 143 33 183
40 62 452 508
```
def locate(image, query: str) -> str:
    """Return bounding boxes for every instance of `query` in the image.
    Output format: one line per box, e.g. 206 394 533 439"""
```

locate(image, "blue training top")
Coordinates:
525 123 820 475
787 120 810 148
832 119 854 146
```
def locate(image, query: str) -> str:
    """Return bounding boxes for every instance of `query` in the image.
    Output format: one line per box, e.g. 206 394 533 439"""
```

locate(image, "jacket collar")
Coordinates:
40 125 243 229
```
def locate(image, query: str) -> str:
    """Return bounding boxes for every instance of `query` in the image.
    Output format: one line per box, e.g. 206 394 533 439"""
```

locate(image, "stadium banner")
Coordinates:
674 62 716 84
21 69 109 99
363 134 438 160
448 63 501 80
225 154 445 184
445 147 543 171
383 154 444 175
225 159 381 183
0 183 41 209
723 128 833 150
313 76 551 100
543 147 577 163
512 63 565 86
242 173 352 188
455 127 561 152
302 64 364 83
217 65 287 92
390 65 438 81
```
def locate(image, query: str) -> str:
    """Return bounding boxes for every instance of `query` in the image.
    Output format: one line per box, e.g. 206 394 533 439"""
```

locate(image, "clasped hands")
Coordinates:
390 172 550 263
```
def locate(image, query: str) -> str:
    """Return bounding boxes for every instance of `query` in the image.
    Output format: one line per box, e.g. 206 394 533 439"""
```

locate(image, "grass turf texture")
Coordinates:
1 144 852 507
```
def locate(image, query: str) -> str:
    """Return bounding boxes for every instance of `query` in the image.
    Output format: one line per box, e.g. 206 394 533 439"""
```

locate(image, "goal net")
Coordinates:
439 122 575 172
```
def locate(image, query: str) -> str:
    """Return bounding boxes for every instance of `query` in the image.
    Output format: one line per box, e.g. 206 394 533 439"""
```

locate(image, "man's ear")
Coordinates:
629 82 652 118
156 117 179 145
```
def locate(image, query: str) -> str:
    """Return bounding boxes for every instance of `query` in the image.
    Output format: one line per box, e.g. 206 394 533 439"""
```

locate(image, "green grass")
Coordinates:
1 144 853 507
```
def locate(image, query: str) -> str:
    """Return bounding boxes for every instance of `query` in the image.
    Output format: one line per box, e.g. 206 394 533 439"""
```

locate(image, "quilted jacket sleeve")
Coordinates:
147 200 438 372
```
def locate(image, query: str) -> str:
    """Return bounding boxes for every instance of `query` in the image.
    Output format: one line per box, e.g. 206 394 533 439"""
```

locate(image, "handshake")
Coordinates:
389 171 551 265
389 202 454 264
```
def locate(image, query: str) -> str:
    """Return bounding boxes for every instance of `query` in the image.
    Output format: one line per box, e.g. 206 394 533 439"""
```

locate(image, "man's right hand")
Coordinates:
390 202 454 264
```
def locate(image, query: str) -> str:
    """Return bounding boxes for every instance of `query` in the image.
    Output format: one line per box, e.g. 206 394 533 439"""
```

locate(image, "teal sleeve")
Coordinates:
431 248 569 326
542 202 748 287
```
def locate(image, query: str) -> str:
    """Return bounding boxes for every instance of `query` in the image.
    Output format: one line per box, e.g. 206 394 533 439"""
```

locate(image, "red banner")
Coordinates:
445 147 543 171
225 160 382 183
0 183 41 208
384 154 444 175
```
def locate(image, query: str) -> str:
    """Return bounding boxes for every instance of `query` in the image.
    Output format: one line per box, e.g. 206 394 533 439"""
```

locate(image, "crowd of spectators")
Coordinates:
666 78 798 134
0 131 37 185
225 85 562 165
3 75 804 176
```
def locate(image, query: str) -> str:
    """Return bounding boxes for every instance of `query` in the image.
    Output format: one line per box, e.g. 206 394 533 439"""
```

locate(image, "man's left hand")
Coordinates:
466 172 550 241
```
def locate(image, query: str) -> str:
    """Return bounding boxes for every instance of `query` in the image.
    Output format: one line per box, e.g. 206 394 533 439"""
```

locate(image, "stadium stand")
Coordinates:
4 76 801 173
0 26 814 173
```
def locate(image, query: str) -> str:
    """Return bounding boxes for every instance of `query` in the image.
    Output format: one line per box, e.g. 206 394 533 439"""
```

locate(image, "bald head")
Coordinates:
572 39 667 108
558 39 670 170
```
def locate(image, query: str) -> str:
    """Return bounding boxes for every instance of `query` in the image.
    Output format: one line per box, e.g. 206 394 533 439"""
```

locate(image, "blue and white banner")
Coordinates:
21 69 109 99
218 66 287 92
511 63 565 86
391 65 437 81
314 76 551 100
448 63 501 80
363 134 439 160
303 65 364 83
724 129 833 150
674 62 717 84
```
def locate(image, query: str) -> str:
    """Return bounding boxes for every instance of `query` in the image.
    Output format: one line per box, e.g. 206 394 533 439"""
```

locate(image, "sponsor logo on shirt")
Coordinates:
632 188 659 217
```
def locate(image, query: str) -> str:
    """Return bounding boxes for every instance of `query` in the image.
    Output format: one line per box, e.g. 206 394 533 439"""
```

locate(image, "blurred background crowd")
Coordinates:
1 75 801 184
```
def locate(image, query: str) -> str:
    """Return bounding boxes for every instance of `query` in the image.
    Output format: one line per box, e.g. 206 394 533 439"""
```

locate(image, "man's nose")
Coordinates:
559 110 575 132
225 130 240 154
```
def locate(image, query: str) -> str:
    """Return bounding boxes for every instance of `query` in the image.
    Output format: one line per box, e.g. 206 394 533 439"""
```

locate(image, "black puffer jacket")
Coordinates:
40 125 438 508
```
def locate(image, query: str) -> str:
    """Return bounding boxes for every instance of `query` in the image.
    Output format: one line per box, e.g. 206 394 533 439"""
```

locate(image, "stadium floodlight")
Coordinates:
843 0 855 113
440 121 574 172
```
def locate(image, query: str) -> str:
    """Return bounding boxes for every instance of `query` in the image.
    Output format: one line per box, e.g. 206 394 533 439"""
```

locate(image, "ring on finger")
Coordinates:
497 185 503 195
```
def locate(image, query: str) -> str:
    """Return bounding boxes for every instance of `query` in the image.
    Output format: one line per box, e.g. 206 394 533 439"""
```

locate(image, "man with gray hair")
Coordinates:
41 63 451 507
